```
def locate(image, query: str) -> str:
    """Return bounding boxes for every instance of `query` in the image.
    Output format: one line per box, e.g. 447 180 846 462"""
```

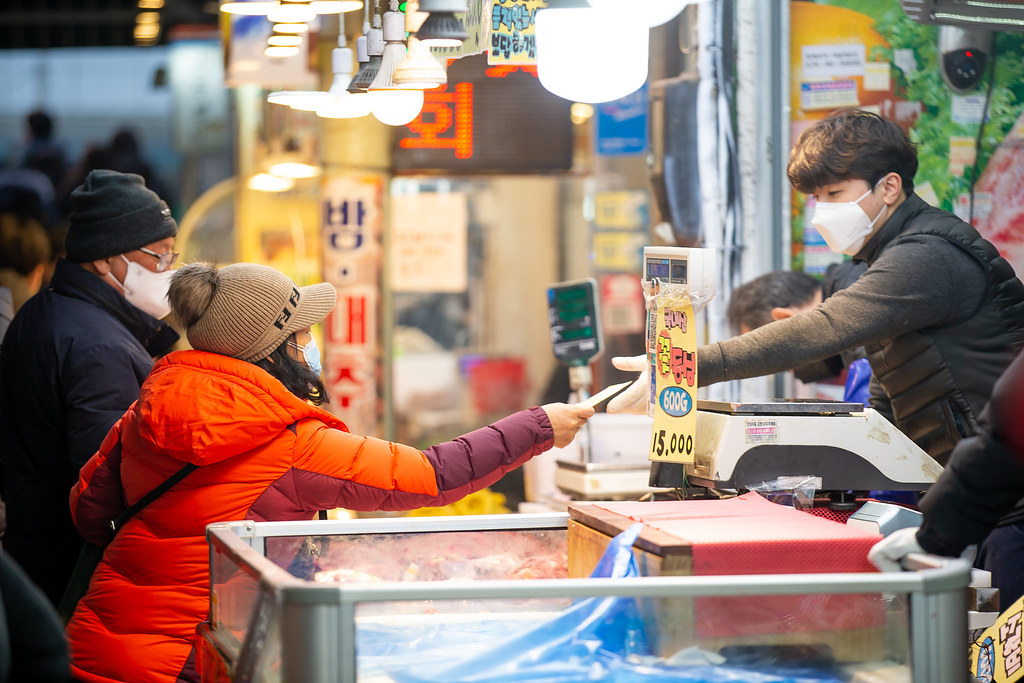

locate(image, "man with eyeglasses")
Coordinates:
0 169 180 607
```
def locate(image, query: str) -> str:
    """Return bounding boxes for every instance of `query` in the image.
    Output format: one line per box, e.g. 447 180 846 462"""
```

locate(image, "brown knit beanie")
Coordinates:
169 262 336 362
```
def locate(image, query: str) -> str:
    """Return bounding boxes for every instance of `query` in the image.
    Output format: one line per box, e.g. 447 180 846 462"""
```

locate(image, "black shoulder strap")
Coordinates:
110 463 198 534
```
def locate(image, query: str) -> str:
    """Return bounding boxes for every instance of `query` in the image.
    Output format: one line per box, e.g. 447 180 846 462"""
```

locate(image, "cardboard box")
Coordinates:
971 594 1024 682
568 493 890 661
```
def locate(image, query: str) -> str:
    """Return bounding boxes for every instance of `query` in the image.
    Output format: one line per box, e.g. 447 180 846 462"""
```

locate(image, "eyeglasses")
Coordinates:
137 247 179 272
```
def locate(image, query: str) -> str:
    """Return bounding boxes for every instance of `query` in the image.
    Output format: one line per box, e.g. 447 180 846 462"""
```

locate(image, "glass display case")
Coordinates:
198 513 970 683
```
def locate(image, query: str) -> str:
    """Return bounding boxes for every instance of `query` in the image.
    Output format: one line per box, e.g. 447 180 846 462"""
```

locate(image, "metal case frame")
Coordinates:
203 513 969 683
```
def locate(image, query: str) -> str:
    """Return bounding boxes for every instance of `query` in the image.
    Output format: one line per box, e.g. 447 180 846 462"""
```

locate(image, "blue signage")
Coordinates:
596 83 648 156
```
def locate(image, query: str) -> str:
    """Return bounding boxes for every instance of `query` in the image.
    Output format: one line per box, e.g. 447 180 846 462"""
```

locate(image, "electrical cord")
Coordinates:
968 37 997 226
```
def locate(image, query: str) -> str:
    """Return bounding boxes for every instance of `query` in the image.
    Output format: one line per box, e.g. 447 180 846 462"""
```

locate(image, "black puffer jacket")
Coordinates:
917 349 1024 556
0 257 177 606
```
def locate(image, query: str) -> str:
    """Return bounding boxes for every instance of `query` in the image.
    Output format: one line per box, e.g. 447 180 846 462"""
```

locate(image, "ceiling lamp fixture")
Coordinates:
393 36 447 89
586 0 703 28
267 34 303 46
273 22 309 32
267 0 316 24
348 4 383 93
265 44 301 58
265 22 304 57
416 0 467 47
266 28 370 118
317 31 373 118
268 160 321 178
248 173 296 192
220 1 363 16
535 0 648 103
367 0 425 126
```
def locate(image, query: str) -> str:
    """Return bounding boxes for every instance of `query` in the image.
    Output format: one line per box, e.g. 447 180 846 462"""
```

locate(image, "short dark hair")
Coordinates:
787 109 918 195
254 334 329 406
727 270 821 335
26 110 54 140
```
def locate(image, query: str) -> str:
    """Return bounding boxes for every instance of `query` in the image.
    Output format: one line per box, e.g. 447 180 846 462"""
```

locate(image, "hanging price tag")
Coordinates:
649 295 697 464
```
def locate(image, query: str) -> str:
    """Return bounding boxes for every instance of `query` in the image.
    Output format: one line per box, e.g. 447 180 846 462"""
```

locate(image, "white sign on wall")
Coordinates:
389 192 469 293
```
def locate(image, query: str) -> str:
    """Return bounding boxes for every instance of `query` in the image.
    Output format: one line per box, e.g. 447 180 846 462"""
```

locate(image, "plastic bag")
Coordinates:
388 523 652 683
745 476 822 511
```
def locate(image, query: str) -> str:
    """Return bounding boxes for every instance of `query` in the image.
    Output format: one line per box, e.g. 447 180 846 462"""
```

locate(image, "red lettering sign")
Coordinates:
399 83 473 159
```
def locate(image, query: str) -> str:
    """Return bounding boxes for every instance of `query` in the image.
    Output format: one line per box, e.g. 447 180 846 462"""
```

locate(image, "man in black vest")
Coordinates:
609 109 1024 600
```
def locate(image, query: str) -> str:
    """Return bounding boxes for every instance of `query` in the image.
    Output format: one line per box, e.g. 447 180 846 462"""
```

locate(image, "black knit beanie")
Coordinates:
64 169 177 263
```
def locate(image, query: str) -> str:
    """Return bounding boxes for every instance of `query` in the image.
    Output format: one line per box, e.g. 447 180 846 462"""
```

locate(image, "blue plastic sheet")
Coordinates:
384 523 846 683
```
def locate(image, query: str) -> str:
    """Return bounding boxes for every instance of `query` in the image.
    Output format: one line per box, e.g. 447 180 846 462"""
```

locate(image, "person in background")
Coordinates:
106 127 171 207
65 261 595 682
0 169 179 607
726 262 870 403
0 200 53 543
17 109 68 194
870 349 1024 606
0 209 52 315
55 144 110 222
0 550 70 682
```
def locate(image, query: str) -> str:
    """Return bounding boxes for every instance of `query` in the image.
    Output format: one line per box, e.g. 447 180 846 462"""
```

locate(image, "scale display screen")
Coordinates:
547 279 602 366
645 257 688 284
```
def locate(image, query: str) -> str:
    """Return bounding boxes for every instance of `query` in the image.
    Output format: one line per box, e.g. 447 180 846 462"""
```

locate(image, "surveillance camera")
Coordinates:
938 25 992 93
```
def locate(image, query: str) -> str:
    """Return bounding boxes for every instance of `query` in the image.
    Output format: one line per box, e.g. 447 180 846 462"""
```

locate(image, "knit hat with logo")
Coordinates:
169 262 336 362
64 169 177 263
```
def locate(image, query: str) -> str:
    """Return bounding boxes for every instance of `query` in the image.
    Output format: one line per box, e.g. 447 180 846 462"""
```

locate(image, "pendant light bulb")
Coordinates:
368 1 425 126
318 35 372 118
348 10 383 92
536 5 648 103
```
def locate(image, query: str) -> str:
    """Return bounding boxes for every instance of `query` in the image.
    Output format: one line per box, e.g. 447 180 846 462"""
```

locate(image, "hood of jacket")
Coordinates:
132 349 348 467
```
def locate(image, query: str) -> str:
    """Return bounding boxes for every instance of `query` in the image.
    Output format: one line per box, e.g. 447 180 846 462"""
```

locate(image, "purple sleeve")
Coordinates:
419 406 553 505
71 438 127 546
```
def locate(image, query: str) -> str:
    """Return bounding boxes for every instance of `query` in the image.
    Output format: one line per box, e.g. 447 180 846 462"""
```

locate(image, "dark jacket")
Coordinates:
0 551 70 682
916 349 1024 556
858 195 1024 462
699 194 1024 465
0 258 177 606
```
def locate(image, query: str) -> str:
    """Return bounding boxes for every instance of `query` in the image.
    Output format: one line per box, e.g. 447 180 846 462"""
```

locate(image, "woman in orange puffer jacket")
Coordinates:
66 262 594 683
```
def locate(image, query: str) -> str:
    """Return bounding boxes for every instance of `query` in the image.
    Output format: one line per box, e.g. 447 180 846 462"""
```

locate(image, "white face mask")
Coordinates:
811 180 885 256
117 255 174 320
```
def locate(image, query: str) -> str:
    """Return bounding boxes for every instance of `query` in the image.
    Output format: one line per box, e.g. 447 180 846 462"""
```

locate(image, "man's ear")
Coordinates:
90 257 113 276
881 171 903 204
770 307 796 322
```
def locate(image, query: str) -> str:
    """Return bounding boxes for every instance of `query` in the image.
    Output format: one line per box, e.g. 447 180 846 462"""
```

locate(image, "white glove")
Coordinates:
868 527 924 572
606 355 650 415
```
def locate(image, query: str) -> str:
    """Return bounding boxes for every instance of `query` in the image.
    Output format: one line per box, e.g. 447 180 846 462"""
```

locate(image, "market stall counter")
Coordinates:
198 511 969 683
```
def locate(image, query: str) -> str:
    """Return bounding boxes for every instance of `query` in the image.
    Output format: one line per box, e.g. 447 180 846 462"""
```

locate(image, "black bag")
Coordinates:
58 462 197 623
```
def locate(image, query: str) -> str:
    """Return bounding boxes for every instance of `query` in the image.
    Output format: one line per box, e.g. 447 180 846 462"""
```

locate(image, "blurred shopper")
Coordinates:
0 210 52 314
106 128 171 205
725 262 870 403
18 109 68 194
65 261 594 682
0 171 65 264
610 109 1024 467
870 349 1024 605
0 170 179 607
0 550 70 682
56 144 111 221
